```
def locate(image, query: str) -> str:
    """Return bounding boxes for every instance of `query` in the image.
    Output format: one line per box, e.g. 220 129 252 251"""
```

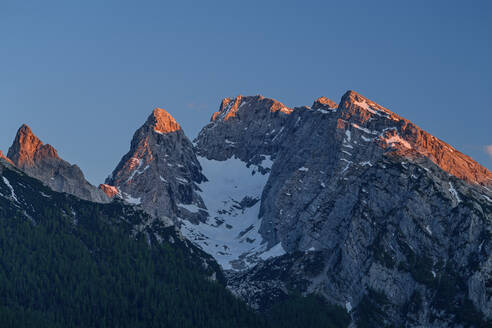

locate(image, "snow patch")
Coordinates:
382 134 412 149
2 177 18 203
354 101 389 118
271 127 285 142
351 123 378 135
176 177 189 184
123 193 141 205
448 182 461 203
178 203 205 214
345 130 351 142
125 159 150 183
479 240 485 252
180 155 276 271
40 191 51 198
259 242 286 260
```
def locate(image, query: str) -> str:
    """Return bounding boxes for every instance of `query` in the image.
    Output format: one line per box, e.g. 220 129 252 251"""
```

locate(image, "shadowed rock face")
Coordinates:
104 108 205 225
6 124 108 203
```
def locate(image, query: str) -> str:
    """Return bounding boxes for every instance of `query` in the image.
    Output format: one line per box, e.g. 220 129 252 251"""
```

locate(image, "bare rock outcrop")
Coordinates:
6 124 108 203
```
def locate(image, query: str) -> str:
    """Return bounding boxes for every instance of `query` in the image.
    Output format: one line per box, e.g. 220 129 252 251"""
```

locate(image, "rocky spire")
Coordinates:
6 124 109 203
148 108 181 134
7 124 59 168
104 108 205 225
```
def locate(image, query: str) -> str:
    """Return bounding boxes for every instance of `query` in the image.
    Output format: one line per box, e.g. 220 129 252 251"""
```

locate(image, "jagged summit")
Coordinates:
5 124 108 203
312 96 338 109
334 90 492 186
7 124 59 168
197 90 492 187
338 90 400 122
211 95 292 122
147 108 181 134
104 106 204 223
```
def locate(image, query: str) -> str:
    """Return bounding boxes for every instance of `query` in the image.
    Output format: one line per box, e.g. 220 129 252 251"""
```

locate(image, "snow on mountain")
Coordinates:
180 155 283 270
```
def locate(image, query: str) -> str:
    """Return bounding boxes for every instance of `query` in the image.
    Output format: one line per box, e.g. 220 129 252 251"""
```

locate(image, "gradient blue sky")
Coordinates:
1 0 491 184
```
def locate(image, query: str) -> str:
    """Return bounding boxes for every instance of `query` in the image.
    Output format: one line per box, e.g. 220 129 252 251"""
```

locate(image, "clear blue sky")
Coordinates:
1 0 491 184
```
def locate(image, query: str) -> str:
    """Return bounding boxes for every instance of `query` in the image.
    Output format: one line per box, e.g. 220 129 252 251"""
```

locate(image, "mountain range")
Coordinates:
1 90 491 327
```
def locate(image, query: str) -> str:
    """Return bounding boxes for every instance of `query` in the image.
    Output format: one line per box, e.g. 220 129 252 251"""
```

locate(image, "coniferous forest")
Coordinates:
0 165 349 328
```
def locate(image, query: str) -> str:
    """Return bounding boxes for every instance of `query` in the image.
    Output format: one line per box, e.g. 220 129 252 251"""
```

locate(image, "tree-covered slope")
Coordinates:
0 162 348 328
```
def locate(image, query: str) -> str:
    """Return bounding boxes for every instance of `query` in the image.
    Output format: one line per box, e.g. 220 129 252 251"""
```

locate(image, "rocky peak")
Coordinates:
7 124 59 168
337 90 400 124
334 90 492 186
312 96 338 110
104 107 205 224
195 95 297 162
6 124 108 203
210 95 293 122
148 108 181 134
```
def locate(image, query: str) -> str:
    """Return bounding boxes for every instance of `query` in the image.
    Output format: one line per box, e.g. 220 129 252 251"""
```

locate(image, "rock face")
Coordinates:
103 108 206 226
195 95 293 162
104 91 492 327
6 125 108 203
192 91 492 326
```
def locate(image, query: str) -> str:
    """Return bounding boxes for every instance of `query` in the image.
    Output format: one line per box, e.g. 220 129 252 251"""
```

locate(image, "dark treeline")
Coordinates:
0 167 349 328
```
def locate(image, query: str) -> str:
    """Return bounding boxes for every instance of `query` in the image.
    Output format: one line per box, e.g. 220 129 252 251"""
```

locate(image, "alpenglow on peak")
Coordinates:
147 108 181 134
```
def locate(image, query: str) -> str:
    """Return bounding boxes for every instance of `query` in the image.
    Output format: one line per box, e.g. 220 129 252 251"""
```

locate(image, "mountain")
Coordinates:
102 108 206 225
105 91 492 327
105 101 292 270
6 124 108 203
7 89 490 327
0 159 349 328
192 91 492 327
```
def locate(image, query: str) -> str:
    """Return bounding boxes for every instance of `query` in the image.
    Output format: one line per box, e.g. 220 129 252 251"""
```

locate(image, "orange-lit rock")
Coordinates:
211 95 292 122
6 124 109 203
99 184 119 198
150 108 181 134
312 96 338 109
7 124 59 168
337 90 492 186
105 107 205 223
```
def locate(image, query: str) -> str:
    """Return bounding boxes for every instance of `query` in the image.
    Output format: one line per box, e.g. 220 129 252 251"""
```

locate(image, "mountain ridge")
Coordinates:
6 124 109 203
2 90 491 327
